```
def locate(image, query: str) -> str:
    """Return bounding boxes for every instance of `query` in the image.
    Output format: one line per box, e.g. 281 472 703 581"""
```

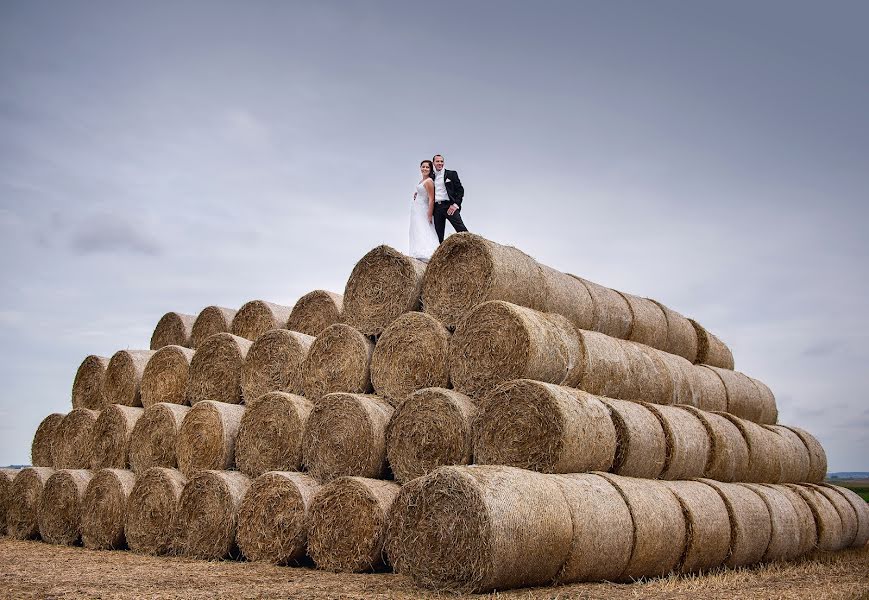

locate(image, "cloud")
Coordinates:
68 212 162 256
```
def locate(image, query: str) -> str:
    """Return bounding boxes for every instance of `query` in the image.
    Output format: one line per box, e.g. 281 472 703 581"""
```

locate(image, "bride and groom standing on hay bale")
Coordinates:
409 154 468 262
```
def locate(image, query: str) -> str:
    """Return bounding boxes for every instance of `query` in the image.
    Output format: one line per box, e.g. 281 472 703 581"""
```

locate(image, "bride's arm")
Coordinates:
424 179 435 223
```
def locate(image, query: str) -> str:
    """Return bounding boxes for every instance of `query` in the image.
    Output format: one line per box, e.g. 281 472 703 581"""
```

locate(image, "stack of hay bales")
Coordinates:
13 235 865 595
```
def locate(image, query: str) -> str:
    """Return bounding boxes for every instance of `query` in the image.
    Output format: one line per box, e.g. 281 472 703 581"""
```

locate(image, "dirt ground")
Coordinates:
0 538 867 599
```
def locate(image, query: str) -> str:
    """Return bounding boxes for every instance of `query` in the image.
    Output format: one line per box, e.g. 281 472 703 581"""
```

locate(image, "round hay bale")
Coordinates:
680 406 749 482
703 365 764 423
176 401 245 477
750 377 778 425
551 473 633 583
150 311 196 350
823 484 869 548
80 468 136 549
308 476 400 572
642 404 710 481
691 365 728 412
370 312 451 404
302 393 393 482
717 413 782 483
386 388 477 484
7 467 55 540
538 265 595 331
286 290 343 336
473 380 616 475
102 349 156 407
449 301 582 398
140 345 195 408
300 324 374 401
617 292 668 349
570 329 634 400
38 469 94 546
786 483 844 551
688 319 734 369
31 413 64 467
89 405 144 469
810 484 859 549
642 347 698 406
128 403 190 472
783 426 827 483
573 276 633 339
231 300 294 341
125 467 187 555
659 480 731 574
173 470 251 559
385 465 574 593
240 328 314 401
71 355 110 410
235 392 312 477
597 473 687 581
763 425 811 483
618 341 674 403
598 398 666 479
191 305 237 349
343 245 427 336
650 300 698 363
770 484 817 556
738 483 801 561
0 468 21 535
185 332 252 405
699 479 771 568
52 408 99 469
236 471 320 564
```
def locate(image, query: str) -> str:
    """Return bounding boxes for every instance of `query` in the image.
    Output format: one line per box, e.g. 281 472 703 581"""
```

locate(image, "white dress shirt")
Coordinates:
434 168 449 203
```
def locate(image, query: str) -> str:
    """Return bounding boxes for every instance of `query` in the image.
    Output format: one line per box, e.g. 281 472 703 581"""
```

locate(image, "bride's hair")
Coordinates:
420 160 435 180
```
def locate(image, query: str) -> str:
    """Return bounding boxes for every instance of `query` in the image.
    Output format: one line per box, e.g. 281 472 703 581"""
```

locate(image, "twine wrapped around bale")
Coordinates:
89 405 144 469
125 467 187 555
386 388 477 484
6 467 55 539
231 300 294 341
617 292 668 349
287 290 343 336
129 403 190 472
783 426 827 483
240 328 314 401
176 401 245 477
386 465 574 593
699 479 771 568
343 245 427 336
102 349 155 407
680 406 749 482
718 413 782 483
750 377 778 425
738 483 801 561
786 483 844 552
301 324 374 401
235 392 312 477
659 480 731 574
764 425 811 483
642 403 710 480
80 468 136 549
308 477 400 572
823 484 869 548
31 413 63 467
704 365 766 423
72 355 110 410
473 380 616 475
691 365 728 412
52 408 99 469
173 470 251 559
598 398 666 479
237 471 320 564
150 312 196 350
689 319 734 369
572 276 632 339
302 393 393 482
773 484 817 556
140 345 195 407
39 469 94 546
370 312 451 404
651 300 698 363
1 468 20 535
185 333 252 405
811 484 859 549
191 306 237 349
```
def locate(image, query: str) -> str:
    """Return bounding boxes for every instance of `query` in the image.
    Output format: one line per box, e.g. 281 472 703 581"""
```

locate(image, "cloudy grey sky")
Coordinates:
1 1 867 470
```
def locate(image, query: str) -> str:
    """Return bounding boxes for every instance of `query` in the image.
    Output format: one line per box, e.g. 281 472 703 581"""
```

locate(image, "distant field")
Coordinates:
829 479 869 502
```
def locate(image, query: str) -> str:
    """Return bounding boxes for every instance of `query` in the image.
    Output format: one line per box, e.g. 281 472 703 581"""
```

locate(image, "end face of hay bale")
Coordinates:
287 290 344 336
39 469 94 546
176 401 245 477
643 404 710 481
301 323 374 401
185 332 252 405
659 480 731 574
1 468 21 535
651 300 698 363
129 403 190 473
191 306 237 349
689 319 734 370
574 277 633 339
7 467 55 540
72 355 110 410
371 312 451 404
150 312 196 350
52 408 100 469
308 477 400 572
102 349 155 407
599 398 667 479
125 467 187 555
80 468 136 550
237 471 320 564
235 392 312 477
698 479 771 568
231 300 294 341
140 345 195 408
31 413 64 467
241 328 314 402
89 405 144 470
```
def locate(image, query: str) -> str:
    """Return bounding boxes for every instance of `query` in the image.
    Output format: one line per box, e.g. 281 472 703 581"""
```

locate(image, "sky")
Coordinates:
0 1 867 470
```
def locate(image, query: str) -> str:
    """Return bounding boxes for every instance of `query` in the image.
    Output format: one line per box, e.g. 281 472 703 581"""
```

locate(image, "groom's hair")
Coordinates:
432 154 444 161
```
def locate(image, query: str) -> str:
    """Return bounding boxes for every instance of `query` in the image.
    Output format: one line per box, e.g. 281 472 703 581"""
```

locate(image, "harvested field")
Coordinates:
240 328 314 401
6 467 55 540
52 408 99 469
140 345 195 407
231 300 294 341
80 468 136 550
30 413 63 467
129 403 190 472
175 401 245 477
235 392 312 477
191 306 237 349
286 290 343 336
150 312 196 350
71 355 109 410
300 324 374 400
89 404 144 469
185 332 252 405
125 467 187 555
38 469 93 546
102 349 155 407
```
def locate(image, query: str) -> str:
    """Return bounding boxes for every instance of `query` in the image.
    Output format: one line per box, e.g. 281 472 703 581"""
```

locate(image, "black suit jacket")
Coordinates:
441 169 465 207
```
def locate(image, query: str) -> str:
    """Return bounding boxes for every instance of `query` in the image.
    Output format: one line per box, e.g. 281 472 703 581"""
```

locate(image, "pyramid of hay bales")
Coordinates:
5 232 867 593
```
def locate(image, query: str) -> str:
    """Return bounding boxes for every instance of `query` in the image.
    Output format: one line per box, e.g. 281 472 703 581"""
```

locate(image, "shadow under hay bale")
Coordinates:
176 401 245 477
235 392 312 477
52 408 100 469
308 477 400 572
659 480 731 574
140 345 195 408
1 468 20 535
72 355 110 410
822 484 869 548
680 406 749 482
31 413 63 467
102 350 156 407
642 403 710 481
125 467 187 555
763 425 811 483
689 319 734 369
231 300 294 342
150 312 196 350
738 483 801 562
39 469 94 546
598 398 666 479
650 300 698 363
191 306 237 349
89 405 144 469
617 292 668 349
783 426 827 483
185 333 252 405
690 365 728 412
241 329 314 402
6 467 55 540
771 484 817 557
80 468 136 550
717 413 782 483
698 479 771 568
129 403 190 472
286 290 343 337
386 388 477 484
301 324 374 401
237 471 320 564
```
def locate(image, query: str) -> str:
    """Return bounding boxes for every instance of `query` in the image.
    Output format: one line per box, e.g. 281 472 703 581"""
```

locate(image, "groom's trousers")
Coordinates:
433 202 468 243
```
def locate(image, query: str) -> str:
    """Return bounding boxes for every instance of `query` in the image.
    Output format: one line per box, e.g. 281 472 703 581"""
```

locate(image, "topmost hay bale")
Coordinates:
71 355 109 410
650 300 699 363
689 319 734 369
6 467 55 540
571 276 633 339
343 245 427 336
1 468 20 534
231 300 294 341
185 333 252 405
191 306 237 349
286 290 343 336
783 426 827 483
240 328 314 402
102 349 156 407
31 413 64 467
616 292 668 349
150 312 196 350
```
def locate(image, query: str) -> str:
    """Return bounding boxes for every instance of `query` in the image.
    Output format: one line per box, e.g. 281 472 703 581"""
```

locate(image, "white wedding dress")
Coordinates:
408 179 440 261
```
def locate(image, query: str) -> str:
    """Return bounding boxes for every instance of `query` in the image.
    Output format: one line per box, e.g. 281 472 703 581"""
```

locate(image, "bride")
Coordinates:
408 159 440 261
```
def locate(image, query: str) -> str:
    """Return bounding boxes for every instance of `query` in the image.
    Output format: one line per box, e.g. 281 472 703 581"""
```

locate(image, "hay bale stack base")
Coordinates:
39 469 94 546
102 349 155 407
643 404 710 480
52 409 100 469
140 345 195 407
699 479 771 568
125 467 187 555
660 480 731 574
599 398 666 479
129 403 191 472
301 324 374 400
72 355 110 410
150 312 196 350
191 306 237 349
31 413 64 467
241 328 314 401
80 468 136 549
1 468 20 535
185 333 252 405
176 401 245 477
738 483 801 561
231 300 294 341
6 467 55 539
89 405 144 469
286 290 343 336
235 392 312 477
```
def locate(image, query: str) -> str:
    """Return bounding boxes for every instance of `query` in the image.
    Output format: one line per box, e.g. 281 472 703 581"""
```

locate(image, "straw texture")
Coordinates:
811 484 859 549
102 349 155 407
129 403 190 472
235 392 312 477
150 312 196 350
185 333 252 405
750 377 779 425
772 484 817 557
240 328 314 401
231 300 293 341
689 318 734 369
786 483 844 552
31 413 63 467
598 398 666 479
72 355 109 410
705 365 768 423
176 401 245 477
6 467 55 539
764 425 811 483
80 468 136 549
0 468 20 535
738 483 801 561
300 324 374 400
651 300 698 363
823 484 869 548
191 306 237 349
89 405 144 469
286 290 343 336
618 292 668 349
691 365 728 412
140 345 195 407
52 408 99 469
680 406 749 482
699 479 771 568
574 277 633 339
125 467 187 555
642 404 710 480
659 480 731 573
718 413 782 483
173 470 251 559
783 426 827 483
39 469 94 546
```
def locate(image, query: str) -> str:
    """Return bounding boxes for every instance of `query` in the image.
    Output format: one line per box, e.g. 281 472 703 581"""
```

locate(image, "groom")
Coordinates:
431 154 468 243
